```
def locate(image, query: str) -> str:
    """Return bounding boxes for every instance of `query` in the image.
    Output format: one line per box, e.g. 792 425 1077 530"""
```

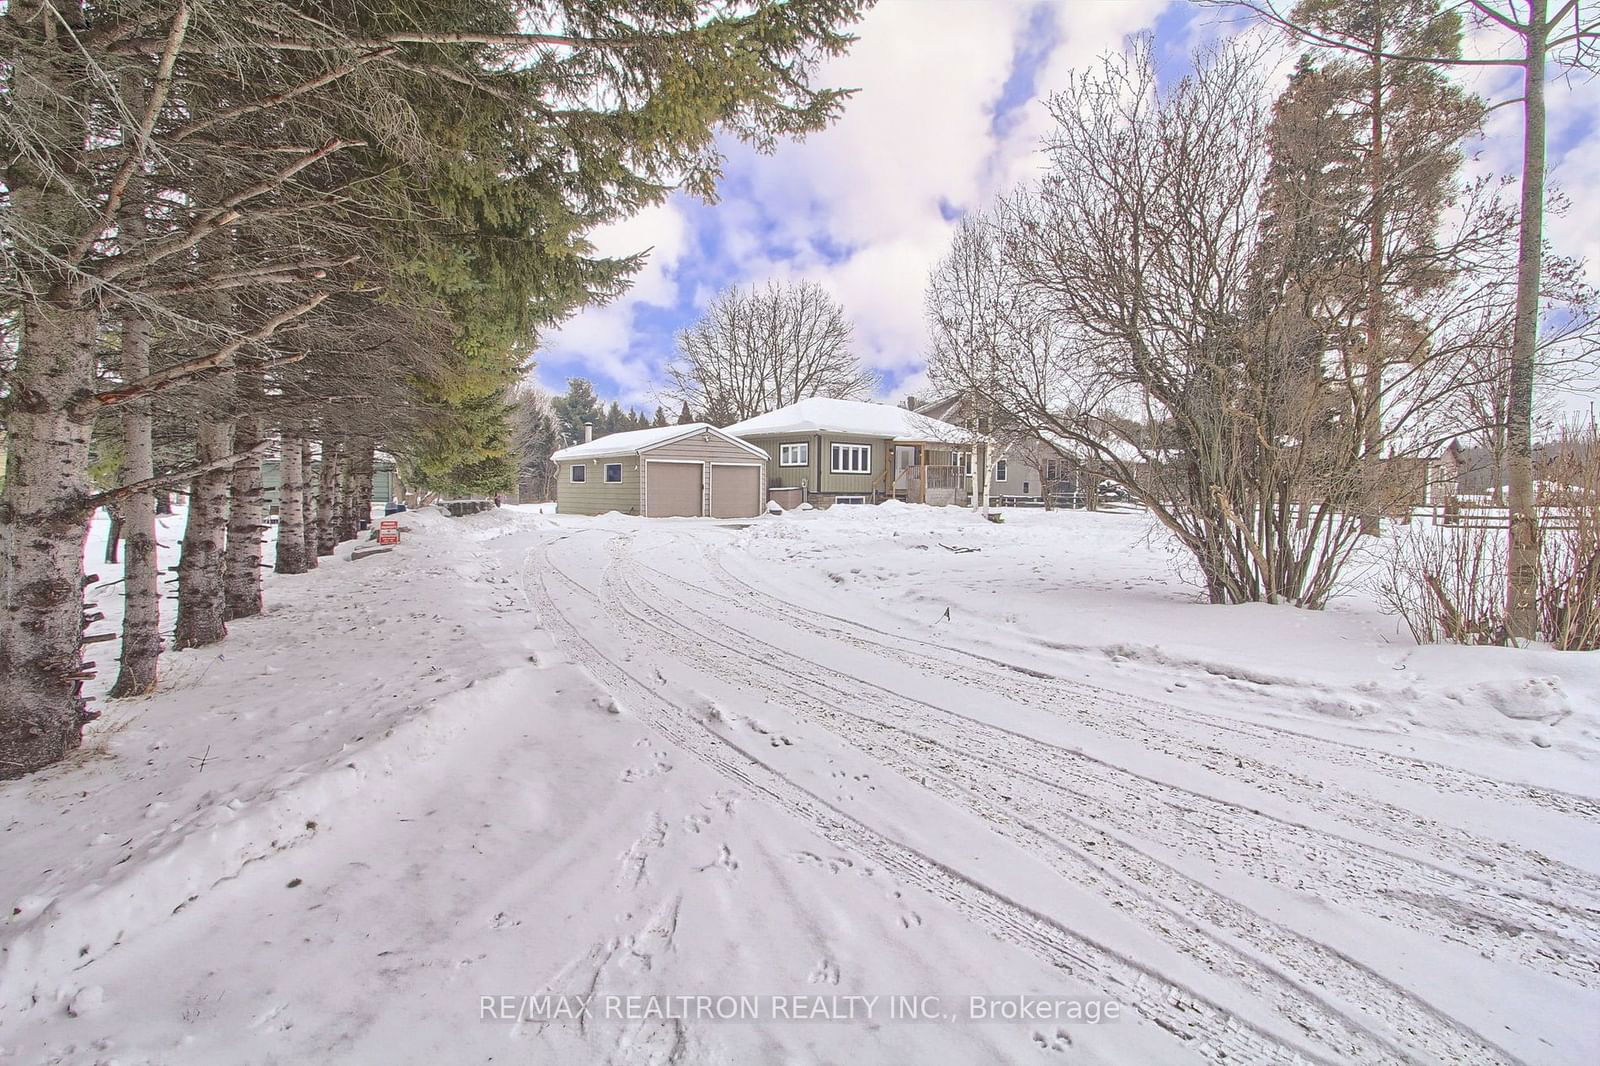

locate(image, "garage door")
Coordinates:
645 462 703 517
709 464 761 518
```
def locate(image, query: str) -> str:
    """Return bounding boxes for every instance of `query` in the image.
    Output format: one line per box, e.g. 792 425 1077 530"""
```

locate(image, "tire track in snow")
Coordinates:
695 541 1600 907
605 540 1576 1064
644 544 1600 982
522 533 1342 1066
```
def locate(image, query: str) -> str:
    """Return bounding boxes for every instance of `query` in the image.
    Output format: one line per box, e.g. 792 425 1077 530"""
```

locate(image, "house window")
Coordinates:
831 443 871 474
995 459 1007 482
779 442 809 467
1045 461 1059 481
833 496 866 505
604 463 623 483
1023 481 1030 494
570 464 586 483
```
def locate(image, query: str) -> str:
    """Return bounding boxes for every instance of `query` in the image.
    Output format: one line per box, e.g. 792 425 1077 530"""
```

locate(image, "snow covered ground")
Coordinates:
2 502 1596 1064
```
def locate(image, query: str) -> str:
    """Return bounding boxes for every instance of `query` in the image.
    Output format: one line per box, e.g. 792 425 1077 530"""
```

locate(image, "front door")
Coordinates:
894 445 917 489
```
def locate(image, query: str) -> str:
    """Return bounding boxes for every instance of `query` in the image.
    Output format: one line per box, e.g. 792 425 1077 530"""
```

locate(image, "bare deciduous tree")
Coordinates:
929 35 1512 608
666 280 876 421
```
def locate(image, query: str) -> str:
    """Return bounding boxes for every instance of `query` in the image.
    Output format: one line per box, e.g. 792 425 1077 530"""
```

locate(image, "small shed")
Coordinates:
551 423 769 518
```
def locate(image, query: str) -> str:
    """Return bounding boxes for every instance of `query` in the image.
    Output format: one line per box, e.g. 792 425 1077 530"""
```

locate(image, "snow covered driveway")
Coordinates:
530 507 1600 1065
3 504 1597 1064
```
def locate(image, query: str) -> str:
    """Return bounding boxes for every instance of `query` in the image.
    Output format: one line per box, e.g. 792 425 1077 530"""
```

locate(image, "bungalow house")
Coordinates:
723 398 979 507
551 423 768 518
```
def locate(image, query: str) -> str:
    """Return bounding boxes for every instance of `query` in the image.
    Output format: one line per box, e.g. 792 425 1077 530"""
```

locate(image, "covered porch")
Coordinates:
877 442 976 506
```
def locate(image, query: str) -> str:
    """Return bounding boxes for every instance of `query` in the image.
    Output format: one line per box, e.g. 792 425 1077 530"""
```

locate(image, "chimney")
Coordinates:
583 420 593 443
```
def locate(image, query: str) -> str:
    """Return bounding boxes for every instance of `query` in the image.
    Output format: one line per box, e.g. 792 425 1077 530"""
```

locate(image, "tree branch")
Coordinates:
138 256 358 296
70 1 190 266
99 139 360 283
168 47 399 144
108 29 642 55
82 439 273 514
75 294 327 416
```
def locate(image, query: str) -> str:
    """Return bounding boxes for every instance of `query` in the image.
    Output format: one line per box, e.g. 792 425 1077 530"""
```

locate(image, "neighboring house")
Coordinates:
261 454 401 514
1380 443 1466 512
724 398 978 507
906 394 1104 506
551 423 767 518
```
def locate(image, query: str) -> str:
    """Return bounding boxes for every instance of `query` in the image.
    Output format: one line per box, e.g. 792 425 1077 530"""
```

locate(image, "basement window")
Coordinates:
831 443 871 474
570 465 586 483
605 463 623 483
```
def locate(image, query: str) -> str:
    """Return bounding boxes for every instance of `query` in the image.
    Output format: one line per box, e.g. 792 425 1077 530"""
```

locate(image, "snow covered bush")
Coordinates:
1379 427 1597 649
1377 524 1508 646
1538 427 1600 650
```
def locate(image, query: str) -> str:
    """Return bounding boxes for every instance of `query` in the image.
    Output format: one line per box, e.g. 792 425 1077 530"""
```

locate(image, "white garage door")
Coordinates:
709 464 762 518
645 462 703 517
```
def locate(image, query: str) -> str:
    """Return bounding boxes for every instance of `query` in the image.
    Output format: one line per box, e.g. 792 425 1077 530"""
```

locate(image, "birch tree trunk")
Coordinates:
316 438 342 556
223 392 266 619
301 438 319 568
0 0 100 777
173 412 235 649
276 433 310 574
1506 0 1548 641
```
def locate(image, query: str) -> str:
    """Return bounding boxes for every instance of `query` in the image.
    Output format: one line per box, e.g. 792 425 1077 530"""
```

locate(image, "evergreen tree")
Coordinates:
677 402 696 424
552 379 603 445
653 406 670 428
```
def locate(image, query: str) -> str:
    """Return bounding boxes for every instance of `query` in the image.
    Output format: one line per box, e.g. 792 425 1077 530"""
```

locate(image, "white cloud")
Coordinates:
723 0 1173 389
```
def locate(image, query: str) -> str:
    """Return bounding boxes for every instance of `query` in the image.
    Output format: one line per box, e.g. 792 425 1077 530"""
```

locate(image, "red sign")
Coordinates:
379 519 399 530
377 529 400 546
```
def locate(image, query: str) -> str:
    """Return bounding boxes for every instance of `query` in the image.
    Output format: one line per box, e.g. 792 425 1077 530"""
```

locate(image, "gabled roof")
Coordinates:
551 422 766 462
722 398 972 443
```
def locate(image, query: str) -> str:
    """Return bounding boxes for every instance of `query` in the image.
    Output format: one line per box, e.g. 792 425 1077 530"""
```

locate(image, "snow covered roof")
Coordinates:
722 398 973 444
551 423 765 462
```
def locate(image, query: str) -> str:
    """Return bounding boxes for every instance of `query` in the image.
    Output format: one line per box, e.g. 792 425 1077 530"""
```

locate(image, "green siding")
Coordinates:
261 458 398 512
740 433 888 497
556 456 641 515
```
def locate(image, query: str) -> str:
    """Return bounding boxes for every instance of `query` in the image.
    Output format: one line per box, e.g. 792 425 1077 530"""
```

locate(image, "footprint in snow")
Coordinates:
695 844 739 874
1032 1028 1072 1053
807 958 841 986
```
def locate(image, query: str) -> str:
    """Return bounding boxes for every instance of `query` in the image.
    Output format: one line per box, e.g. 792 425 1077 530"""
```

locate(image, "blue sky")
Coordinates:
535 0 1600 419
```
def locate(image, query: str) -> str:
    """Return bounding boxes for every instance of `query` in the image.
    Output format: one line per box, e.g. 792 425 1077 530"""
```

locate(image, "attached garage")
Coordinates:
645 462 703 517
709 463 763 518
552 423 768 517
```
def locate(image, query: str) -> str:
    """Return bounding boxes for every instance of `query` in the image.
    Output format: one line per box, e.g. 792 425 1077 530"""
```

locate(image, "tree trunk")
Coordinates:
104 508 124 564
1506 1 1548 641
316 438 342 556
276 433 310 574
223 396 266 620
1360 26 1387 537
0 300 99 777
110 306 162 697
0 0 101 776
349 438 375 535
173 415 235 650
301 438 319 568
338 444 363 543
155 491 172 515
